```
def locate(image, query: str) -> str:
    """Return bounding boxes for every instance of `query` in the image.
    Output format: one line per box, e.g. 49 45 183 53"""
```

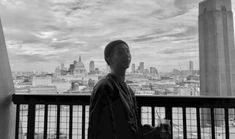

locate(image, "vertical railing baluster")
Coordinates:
138 106 142 123
43 104 48 139
69 105 73 139
196 107 201 139
151 106 155 127
225 108 229 139
211 108 215 139
15 104 20 139
165 107 172 139
56 105 61 139
182 107 187 139
27 103 36 139
82 105 86 139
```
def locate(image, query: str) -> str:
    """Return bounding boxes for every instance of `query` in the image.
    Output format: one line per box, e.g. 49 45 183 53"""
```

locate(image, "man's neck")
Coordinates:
111 70 126 82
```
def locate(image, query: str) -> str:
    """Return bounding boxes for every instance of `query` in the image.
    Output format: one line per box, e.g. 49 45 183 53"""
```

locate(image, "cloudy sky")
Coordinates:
0 0 235 72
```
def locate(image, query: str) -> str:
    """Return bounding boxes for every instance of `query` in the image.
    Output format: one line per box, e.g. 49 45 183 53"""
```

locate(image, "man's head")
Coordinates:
104 40 131 70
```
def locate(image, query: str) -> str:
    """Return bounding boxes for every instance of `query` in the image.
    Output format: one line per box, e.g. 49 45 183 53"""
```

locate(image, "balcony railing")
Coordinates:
12 93 235 139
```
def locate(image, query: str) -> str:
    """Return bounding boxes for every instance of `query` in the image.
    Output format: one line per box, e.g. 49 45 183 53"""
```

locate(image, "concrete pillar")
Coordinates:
0 18 16 139
199 0 235 97
199 0 235 126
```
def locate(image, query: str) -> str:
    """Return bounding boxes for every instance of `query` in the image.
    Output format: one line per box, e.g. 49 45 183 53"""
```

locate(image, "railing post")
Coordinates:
151 106 155 127
138 106 142 123
182 107 187 139
165 107 172 139
196 107 201 139
43 104 48 139
69 105 73 139
56 105 61 139
225 108 230 139
15 104 20 139
82 105 86 139
27 103 35 139
210 108 215 139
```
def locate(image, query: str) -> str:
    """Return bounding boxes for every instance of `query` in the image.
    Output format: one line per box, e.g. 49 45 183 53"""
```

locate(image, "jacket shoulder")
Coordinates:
92 75 117 100
94 76 113 89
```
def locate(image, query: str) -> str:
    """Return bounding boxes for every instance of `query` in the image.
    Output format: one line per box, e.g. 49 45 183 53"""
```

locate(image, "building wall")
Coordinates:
0 18 15 139
32 76 52 86
89 61 95 73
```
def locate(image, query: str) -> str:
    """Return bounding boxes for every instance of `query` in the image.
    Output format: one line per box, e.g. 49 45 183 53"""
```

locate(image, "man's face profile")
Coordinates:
109 44 131 70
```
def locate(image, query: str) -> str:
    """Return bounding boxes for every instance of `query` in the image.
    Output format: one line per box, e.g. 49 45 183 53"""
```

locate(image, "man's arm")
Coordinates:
88 84 116 139
129 87 161 138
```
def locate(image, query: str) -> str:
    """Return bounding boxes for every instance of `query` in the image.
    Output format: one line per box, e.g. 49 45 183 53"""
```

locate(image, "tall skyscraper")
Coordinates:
150 67 158 75
199 0 235 97
139 62 144 73
199 0 235 126
189 61 193 71
189 61 193 75
131 63 135 73
61 63 65 70
89 61 95 73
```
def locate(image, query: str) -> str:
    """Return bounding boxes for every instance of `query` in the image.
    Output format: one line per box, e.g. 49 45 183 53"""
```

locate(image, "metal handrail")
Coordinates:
12 93 235 139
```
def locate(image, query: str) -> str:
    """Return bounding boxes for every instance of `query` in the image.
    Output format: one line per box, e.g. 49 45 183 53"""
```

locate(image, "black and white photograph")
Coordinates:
0 0 235 139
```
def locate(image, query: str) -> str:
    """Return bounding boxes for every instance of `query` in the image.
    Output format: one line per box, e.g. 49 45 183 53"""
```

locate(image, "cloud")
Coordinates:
1 0 230 72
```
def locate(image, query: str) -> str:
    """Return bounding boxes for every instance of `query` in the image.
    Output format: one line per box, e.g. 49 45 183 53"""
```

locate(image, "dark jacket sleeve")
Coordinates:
88 82 117 139
129 87 161 139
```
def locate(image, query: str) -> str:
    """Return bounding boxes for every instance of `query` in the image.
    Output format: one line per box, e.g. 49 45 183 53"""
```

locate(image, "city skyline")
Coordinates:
1 0 235 72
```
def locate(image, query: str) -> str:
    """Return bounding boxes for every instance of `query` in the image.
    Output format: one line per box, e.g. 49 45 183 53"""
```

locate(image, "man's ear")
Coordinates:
105 57 111 65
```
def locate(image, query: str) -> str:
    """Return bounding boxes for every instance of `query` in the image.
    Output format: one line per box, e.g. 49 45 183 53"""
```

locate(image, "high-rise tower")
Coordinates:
199 0 235 126
199 0 235 97
131 63 135 73
139 62 144 73
89 61 95 74
189 61 194 75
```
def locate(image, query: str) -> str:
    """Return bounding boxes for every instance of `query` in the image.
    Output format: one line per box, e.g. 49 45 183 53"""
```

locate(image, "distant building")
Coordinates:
52 79 70 93
55 63 67 76
95 68 100 74
71 81 80 91
144 69 149 74
89 61 95 73
15 82 32 89
61 63 65 70
88 79 96 88
150 67 158 75
29 86 57 94
68 56 86 75
131 64 135 73
55 66 61 77
32 76 52 86
70 80 87 92
189 61 193 71
189 61 193 75
139 62 144 73
172 69 181 75
60 63 67 75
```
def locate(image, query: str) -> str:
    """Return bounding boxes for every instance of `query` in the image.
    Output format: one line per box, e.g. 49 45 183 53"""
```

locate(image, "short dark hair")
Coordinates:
104 40 129 65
